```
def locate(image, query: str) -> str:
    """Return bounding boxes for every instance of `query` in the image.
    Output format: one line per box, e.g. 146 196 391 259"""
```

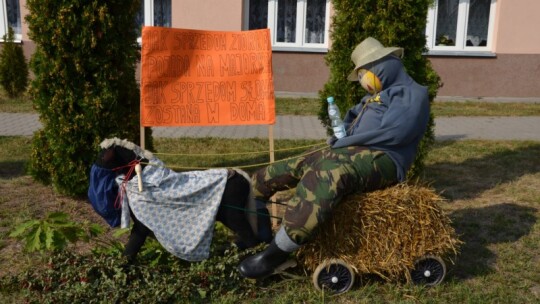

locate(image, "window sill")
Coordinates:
272 46 328 53
0 39 22 44
424 50 496 57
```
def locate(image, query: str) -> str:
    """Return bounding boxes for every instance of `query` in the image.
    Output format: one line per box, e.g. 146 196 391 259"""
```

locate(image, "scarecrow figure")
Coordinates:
88 138 272 263
238 37 430 279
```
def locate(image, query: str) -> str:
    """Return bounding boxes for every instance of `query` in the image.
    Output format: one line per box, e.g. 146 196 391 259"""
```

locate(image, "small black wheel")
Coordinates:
312 259 355 294
410 255 446 286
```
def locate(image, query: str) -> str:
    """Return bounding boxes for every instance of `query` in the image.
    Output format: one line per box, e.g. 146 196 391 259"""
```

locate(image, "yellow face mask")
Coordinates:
358 69 382 94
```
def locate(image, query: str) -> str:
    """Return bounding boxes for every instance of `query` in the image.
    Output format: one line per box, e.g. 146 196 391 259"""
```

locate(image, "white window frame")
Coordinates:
426 0 497 55
0 0 22 42
137 0 155 44
244 0 331 53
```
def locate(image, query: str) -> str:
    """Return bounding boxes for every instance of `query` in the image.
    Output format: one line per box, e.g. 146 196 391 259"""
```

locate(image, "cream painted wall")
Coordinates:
494 0 540 54
20 0 29 40
171 0 243 31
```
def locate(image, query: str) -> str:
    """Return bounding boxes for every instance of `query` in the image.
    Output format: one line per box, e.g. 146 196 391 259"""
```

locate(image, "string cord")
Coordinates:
141 144 330 171
151 142 326 157
112 159 141 209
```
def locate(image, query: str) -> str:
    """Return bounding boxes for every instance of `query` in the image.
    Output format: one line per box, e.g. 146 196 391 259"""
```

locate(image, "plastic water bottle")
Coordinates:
327 96 346 139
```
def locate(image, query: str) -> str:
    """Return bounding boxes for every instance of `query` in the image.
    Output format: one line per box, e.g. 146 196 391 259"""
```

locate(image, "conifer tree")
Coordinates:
26 0 152 195
0 26 29 98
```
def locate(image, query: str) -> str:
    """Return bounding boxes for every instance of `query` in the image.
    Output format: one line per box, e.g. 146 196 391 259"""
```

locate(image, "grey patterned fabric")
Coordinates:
122 158 229 261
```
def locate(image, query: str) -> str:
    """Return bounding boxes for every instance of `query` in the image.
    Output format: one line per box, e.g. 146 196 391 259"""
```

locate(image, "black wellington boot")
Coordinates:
238 240 291 279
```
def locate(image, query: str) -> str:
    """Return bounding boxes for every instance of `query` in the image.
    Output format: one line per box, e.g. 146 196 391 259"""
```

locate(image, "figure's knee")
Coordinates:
282 200 331 246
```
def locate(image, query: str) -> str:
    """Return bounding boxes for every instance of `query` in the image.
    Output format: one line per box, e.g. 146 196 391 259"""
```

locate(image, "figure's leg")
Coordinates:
123 215 152 263
217 173 261 249
282 148 397 245
239 148 398 278
251 152 315 200
249 152 317 242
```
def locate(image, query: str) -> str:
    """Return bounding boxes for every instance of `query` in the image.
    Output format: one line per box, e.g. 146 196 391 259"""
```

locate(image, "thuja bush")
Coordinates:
0 26 29 98
320 0 442 178
26 0 152 196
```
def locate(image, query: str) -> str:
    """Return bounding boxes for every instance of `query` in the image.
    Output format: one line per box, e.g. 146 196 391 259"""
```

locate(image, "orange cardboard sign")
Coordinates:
140 27 275 127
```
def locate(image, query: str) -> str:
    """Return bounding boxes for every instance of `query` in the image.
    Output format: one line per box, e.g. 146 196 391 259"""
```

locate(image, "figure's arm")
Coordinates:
342 103 362 132
333 89 429 148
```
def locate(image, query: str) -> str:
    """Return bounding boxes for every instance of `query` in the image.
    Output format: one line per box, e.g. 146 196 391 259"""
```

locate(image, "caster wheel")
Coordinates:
410 255 446 286
312 259 355 294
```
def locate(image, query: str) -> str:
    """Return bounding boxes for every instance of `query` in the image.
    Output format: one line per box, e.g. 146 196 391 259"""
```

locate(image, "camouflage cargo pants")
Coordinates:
252 146 398 245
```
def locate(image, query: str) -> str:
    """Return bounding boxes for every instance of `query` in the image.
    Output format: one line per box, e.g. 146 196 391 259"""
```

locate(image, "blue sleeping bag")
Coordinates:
88 164 121 227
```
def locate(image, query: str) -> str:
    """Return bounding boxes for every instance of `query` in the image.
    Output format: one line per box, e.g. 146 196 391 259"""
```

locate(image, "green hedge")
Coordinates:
319 0 441 178
0 26 29 98
26 0 152 196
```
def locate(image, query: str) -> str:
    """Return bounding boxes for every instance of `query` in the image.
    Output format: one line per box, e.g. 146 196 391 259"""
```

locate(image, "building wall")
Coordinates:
493 0 540 54
167 0 330 94
428 0 540 99
429 54 540 98
11 0 540 99
18 0 34 60
272 51 329 94
170 0 243 31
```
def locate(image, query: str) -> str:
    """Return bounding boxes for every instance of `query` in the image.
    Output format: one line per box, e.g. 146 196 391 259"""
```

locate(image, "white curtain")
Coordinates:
249 0 268 29
305 0 325 43
466 0 491 46
6 0 21 34
277 0 297 43
435 0 459 46
153 0 171 27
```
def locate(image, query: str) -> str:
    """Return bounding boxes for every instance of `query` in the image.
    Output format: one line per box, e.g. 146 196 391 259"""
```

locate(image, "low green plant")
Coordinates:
0 26 29 98
9 212 104 252
2 239 262 303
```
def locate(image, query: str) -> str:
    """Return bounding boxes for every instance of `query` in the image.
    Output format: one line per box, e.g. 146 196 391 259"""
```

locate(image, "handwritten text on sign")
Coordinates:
141 27 275 126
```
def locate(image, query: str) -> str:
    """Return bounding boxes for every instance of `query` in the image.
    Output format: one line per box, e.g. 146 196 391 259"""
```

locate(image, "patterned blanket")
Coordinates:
122 158 228 261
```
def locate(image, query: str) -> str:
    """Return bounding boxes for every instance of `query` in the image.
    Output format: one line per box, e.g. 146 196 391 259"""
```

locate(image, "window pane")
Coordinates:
277 0 296 43
154 0 171 27
435 0 458 46
305 0 325 43
466 0 491 46
136 1 144 37
6 0 21 35
249 0 268 29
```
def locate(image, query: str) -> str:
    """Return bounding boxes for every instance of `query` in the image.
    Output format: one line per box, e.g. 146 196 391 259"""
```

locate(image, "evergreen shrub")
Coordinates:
319 0 442 178
0 26 29 98
26 0 152 195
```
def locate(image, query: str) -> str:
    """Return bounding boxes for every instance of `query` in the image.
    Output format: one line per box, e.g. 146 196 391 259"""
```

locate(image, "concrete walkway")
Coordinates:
1 112 540 141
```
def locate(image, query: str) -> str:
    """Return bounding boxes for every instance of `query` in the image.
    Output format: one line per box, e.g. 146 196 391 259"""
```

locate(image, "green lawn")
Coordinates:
1 137 539 303
2 93 540 117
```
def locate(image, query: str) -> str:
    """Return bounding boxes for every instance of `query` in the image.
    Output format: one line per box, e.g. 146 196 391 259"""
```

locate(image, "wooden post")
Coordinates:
140 126 145 150
268 125 275 163
268 125 278 227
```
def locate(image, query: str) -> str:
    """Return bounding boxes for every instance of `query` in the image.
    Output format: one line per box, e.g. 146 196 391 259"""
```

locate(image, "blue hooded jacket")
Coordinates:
332 55 430 181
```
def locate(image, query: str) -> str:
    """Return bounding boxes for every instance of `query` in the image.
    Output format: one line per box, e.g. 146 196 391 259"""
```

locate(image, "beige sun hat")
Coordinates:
347 37 404 81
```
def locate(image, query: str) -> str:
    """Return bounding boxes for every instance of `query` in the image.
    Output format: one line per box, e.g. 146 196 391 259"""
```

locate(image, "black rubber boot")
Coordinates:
238 240 291 279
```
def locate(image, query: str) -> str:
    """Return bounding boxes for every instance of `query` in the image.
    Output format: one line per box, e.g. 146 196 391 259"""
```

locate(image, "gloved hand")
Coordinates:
326 136 337 146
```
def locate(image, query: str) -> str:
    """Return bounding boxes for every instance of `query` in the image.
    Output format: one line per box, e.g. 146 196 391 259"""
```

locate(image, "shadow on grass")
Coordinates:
447 203 537 280
425 141 540 200
0 161 27 178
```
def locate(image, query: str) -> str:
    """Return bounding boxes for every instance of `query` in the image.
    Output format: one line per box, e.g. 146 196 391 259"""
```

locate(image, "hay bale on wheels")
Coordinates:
292 183 461 292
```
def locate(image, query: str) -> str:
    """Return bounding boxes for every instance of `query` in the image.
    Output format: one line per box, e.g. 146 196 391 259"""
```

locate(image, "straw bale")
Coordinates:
294 183 461 282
